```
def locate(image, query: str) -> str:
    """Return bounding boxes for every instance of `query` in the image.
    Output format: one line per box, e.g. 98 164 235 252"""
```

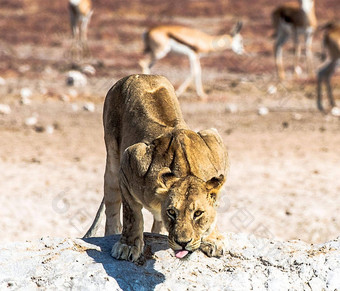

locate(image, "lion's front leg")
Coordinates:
111 184 144 262
200 227 225 257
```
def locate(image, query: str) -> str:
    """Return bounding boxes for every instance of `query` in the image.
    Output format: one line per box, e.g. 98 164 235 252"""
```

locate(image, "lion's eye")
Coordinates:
194 210 203 218
167 209 176 219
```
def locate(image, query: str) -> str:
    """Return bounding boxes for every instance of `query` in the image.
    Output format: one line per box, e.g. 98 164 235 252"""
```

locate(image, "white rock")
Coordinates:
331 107 340 117
66 70 87 87
258 106 269 116
20 88 32 99
0 104 11 115
308 276 326 290
0 77 6 86
25 116 38 126
225 104 238 113
82 65 96 75
83 102 95 112
68 89 78 98
0 234 339 290
39 87 48 95
20 97 31 105
60 94 70 102
293 113 302 121
71 103 79 112
267 85 277 95
327 268 340 290
46 125 54 134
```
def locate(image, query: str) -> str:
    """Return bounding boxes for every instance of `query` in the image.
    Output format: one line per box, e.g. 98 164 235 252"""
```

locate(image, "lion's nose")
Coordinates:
175 239 192 249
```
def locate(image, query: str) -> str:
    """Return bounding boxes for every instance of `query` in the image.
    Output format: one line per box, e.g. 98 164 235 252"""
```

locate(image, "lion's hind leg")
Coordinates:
104 142 123 235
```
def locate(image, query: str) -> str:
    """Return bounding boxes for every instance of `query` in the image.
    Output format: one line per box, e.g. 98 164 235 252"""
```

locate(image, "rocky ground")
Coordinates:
1 234 339 290
0 0 340 247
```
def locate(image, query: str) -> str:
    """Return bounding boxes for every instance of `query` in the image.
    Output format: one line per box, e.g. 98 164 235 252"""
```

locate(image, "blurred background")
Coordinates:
0 0 339 245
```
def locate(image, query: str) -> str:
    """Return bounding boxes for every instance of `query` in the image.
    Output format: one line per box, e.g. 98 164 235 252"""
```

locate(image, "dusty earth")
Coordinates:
0 0 339 246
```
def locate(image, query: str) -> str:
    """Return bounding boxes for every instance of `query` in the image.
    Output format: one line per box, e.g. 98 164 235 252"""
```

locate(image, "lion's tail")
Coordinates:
83 198 105 238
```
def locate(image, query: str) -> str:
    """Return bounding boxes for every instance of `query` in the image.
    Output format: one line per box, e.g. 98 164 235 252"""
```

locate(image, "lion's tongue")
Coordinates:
175 250 189 259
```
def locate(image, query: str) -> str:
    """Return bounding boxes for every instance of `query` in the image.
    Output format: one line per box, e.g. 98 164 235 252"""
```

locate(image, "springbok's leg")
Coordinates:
317 60 337 111
325 60 338 108
176 49 207 99
274 24 290 80
139 53 156 74
317 65 325 111
191 55 207 100
80 10 93 55
305 29 314 77
293 30 302 77
176 50 199 96
176 71 194 97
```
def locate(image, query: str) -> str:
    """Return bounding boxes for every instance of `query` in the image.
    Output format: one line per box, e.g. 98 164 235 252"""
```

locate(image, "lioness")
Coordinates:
85 74 229 262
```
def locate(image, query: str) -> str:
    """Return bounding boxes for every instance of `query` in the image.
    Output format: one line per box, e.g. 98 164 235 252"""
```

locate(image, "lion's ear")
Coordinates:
156 167 178 195
206 174 225 203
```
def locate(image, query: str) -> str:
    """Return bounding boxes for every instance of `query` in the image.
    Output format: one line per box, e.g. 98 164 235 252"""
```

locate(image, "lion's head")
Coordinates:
157 171 225 258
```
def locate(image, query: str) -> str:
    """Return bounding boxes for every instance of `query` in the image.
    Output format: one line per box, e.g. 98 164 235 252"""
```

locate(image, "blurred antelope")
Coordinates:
272 0 317 80
69 0 93 52
139 22 244 100
317 22 340 112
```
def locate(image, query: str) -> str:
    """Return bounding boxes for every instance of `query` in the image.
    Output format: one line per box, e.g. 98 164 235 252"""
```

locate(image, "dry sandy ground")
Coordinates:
0 0 339 245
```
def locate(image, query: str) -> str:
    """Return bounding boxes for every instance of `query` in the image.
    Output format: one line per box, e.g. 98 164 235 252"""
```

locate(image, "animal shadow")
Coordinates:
82 233 169 290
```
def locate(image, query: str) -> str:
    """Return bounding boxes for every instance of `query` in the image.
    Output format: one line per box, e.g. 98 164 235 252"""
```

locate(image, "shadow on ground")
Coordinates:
83 233 169 290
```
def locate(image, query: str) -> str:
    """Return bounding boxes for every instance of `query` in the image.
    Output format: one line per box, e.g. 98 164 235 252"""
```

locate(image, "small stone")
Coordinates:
46 125 54 134
258 106 269 116
267 85 277 95
68 89 78 98
83 102 95 112
66 71 87 87
225 104 238 113
25 116 38 126
71 103 79 112
40 87 48 95
82 65 96 75
331 107 340 117
60 94 70 102
20 88 32 99
0 77 6 86
293 113 302 120
0 104 11 115
20 97 32 105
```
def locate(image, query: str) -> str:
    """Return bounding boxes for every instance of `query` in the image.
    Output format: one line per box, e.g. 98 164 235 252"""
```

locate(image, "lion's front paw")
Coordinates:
200 234 225 257
111 238 144 262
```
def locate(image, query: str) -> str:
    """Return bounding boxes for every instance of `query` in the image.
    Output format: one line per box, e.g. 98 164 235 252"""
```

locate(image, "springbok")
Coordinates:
317 22 340 112
272 0 317 80
139 22 244 100
69 0 93 52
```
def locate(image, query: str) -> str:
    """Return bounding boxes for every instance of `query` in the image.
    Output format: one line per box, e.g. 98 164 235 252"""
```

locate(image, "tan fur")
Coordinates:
317 22 340 111
85 74 229 262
